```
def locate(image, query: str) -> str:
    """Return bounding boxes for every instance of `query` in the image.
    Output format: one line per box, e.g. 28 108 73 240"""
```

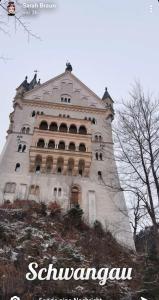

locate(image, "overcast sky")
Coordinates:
0 0 159 153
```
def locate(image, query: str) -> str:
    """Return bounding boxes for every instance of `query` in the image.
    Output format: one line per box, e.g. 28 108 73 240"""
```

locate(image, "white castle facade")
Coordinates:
0 64 134 248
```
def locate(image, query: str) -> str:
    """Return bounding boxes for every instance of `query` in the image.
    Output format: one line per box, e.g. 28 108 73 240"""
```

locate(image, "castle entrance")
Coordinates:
71 185 80 207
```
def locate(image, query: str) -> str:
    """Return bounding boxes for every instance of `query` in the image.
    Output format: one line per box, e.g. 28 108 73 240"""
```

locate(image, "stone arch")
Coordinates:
49 122 58 131
48 140 55 149
37 138 45 148
58 141 65 150
39 120 48 130
59 123 68 132
68 142 76 151
35 155 42 173
79 143 86 152
69 124 77 134
67 158 74 175
78 159 85 176
46 156 53 173
79 125 87 135
57 157 64 174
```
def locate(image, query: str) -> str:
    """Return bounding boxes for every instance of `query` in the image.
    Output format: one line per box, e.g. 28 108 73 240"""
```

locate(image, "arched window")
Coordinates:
95 135 98 141
58 141 65 150
49 122 58 131
22 145 26 152
71 185 81 207
69 124 77 134
68 142 76 151
46 157 53 173
18 144 22 152
35 186 40 196
61 94 71 103
58 188 62 197
54 187 57 197
39 121 48 130
37 139 45 148
57 157 64 174
15 163 20 172
98 171 102 180
99 153 103 160
67 158 74 175
59 123 67 133
35 155 42 174
32 111 36 117
26 127 30 134
79 125 87 135
92 118 96 124
30 185 40 196
79 143 86 152
48 140 55 149
21 127 26 134
99 135 102 142
78 160 85 176
96 152 98 160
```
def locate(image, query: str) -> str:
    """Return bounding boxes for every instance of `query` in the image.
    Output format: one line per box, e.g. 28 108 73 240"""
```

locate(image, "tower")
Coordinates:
0 64 134 248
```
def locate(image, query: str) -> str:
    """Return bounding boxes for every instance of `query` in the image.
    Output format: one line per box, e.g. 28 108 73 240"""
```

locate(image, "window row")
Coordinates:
32 111 44 117
18 144 26 153
95 134 102 142
95 152 103 160
61 96 71 103
39 121 87 135
34 156 86 176
4 182 63 198
21 127 30 134
84 117 96 124
59 114 70 118
37 139 87 152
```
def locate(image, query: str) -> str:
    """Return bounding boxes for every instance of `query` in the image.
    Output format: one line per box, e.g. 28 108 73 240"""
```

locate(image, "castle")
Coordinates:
0 63 134 248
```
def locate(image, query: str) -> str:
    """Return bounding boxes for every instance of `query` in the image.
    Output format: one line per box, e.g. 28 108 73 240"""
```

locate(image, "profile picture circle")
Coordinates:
10 296 20 300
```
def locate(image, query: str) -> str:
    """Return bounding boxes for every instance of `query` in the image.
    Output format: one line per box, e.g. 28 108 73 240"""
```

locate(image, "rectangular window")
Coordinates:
4 182 16 193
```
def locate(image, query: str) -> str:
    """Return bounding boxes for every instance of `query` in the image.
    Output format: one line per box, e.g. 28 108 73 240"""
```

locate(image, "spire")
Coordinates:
102 87 113 102
29 72 38 90
17 76 29 90
65 62 73 72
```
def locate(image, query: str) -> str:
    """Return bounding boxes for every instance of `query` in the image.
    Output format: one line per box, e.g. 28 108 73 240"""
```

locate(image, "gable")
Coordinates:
23 71 105 109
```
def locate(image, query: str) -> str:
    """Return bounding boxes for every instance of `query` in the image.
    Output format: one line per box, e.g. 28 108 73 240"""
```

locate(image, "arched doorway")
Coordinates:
70 185 81 207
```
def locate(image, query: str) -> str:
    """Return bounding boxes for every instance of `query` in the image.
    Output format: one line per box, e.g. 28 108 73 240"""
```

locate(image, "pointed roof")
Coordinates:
16 73 41 94
17 76 29 90
102 87 114 102
29 73 38 90
23 70 102 102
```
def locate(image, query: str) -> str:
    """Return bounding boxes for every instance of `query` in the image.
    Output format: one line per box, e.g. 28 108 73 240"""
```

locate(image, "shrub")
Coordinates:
65 205 84 228
48 201 61 218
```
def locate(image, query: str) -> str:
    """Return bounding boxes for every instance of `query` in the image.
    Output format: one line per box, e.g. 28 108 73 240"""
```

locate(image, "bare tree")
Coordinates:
114 82 159 252
0 0 40 41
